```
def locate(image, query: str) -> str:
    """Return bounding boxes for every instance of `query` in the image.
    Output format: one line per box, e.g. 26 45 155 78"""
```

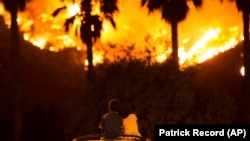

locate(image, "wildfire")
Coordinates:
0 3 4 14
240 66 245 76
0 0 244 71
67 3 80 17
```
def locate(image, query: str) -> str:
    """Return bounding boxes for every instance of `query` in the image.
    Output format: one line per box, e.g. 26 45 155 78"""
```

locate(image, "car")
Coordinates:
72 134 146 141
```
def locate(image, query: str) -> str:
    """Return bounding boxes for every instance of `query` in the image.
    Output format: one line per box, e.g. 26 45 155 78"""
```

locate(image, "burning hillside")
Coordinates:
0 0 244 69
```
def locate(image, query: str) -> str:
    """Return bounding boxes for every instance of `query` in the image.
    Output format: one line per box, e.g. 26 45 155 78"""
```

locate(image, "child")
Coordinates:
99 99 124 138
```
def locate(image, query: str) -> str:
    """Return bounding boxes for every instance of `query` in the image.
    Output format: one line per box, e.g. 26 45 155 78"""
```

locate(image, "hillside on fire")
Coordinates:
0 13 249 141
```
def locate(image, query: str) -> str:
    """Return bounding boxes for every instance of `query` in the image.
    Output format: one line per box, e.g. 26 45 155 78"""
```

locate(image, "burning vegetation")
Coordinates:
1 1 249 140
0 0 244 72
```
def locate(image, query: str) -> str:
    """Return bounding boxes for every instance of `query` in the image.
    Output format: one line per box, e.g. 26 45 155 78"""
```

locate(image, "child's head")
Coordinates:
108 99 120 112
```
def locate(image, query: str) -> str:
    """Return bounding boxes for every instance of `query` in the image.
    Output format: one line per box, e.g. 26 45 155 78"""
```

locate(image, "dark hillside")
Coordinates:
198 42 249 123
0 15 85 128
198 42 244 94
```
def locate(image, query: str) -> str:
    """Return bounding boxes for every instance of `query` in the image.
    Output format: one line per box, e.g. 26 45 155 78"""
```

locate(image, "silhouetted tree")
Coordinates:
221 0 250 95
53 0 118 78
235 0 250 95
141 0 203 72
0 0 26 141
45 104 64 141
31 106 45 141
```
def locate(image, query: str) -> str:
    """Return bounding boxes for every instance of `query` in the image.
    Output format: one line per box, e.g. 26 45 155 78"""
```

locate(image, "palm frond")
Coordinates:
109 17 116 29
101 0 118 15
52 6 66 17
91 15 102 41
162 0 189 23
104 15 116 28
80 22 88 44
18 0 26 11
236 0 250 12
64 16 76 32
81 0 92 13
75 25 79 36
147 0 162 12
141 0 147 6
2 0 25 12
80 15 103 43
192 0 203 8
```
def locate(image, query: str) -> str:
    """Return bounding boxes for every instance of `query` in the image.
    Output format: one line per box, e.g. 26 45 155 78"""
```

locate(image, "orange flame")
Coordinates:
0 0 243 71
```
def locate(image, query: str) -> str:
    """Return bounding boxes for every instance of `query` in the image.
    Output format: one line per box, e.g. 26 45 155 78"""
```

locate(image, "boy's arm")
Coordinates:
99 116 104 133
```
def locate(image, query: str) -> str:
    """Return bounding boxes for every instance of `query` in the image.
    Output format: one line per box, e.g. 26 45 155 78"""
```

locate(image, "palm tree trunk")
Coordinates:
85 0 94 79
243 11 250 95
171 21 180 72
10 6 22 141
86 37 93 78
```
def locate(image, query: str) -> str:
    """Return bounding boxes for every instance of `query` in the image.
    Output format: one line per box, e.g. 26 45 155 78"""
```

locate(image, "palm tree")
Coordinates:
141 0 202 71
53 0 118 78
1 0 26 141
235 0 250 95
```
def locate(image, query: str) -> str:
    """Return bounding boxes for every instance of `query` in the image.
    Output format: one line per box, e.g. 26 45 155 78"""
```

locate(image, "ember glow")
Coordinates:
0 0 243 69
240 66 245 76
